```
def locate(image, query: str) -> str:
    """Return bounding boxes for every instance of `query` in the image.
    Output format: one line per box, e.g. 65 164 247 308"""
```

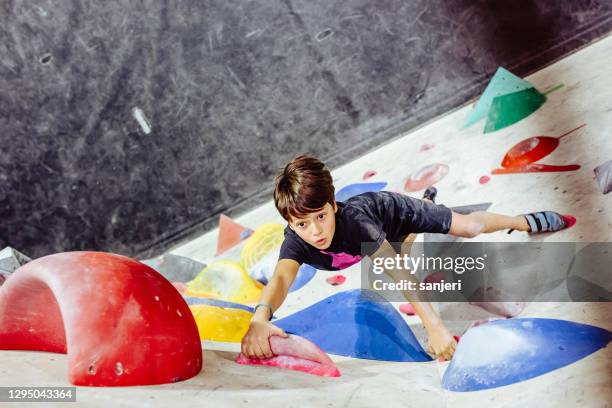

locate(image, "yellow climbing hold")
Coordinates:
240 223 285 272
190 304 252 342
185 260 263 304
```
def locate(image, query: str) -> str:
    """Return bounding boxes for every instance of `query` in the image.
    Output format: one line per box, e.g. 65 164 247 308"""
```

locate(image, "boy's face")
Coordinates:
288 202 337 250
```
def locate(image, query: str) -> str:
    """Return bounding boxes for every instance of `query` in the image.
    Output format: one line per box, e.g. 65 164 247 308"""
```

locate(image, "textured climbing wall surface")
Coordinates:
1 1 611 259
1 31 611 408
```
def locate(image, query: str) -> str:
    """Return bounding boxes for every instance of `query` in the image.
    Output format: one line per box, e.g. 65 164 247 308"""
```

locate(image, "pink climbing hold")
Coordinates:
236 334 341 377
363 170 377 180
420 143 435 151
399 303 416 315
404 163 449 192
326 274 346 286
479 175 491 184
454 335 461 343
0 252 202 386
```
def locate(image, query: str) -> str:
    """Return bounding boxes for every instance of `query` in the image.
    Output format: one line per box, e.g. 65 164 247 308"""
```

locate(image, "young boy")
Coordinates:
241 155 569 361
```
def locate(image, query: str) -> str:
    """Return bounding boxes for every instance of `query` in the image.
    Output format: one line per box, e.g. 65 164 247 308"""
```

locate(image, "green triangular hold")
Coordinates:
484 87 546 133
464 67 536 128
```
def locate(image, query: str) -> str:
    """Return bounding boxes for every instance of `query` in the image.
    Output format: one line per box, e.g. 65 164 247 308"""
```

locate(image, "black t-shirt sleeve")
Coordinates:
278 230 307 265
345 208 387 257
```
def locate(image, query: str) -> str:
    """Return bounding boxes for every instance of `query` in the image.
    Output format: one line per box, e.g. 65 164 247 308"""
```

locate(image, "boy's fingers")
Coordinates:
254 343 267 359
271 325 288 337
261 338 274 359
444 344 456 360
263 346 274 359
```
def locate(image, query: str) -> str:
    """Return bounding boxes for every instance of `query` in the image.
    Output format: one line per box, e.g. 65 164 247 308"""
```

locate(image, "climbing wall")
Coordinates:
1 34 611 408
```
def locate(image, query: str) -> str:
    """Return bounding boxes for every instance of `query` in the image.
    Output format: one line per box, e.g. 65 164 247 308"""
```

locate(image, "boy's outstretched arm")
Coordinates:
241 259 298 359
371 240 457 361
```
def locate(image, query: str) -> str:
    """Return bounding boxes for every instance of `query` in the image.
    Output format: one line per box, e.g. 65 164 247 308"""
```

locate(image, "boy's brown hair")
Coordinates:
274 154 335 222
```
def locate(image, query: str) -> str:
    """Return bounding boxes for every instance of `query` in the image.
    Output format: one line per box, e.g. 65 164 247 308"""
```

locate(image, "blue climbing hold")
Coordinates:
274 289 432 362
249 253 317 293
291 264 317 292
335 182 387 203
442 318 612 392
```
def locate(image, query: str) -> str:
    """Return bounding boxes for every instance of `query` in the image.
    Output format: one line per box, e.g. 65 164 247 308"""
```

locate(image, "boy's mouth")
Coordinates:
315 238 327 245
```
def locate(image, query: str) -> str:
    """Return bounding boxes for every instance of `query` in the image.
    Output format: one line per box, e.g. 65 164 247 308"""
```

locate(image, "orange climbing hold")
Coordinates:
216 214 251 256
0 252 202 386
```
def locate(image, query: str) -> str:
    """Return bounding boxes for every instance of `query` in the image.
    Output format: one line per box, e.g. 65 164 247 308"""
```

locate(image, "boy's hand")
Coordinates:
425 323 457 361
241 321 288 359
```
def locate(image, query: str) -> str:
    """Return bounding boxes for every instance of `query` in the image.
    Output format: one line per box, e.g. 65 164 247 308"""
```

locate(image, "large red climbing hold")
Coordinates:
0 252 202 386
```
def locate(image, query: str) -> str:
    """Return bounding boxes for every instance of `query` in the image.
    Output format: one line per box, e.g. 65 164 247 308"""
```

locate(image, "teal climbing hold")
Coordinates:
464 67 539 129
484 87 546 133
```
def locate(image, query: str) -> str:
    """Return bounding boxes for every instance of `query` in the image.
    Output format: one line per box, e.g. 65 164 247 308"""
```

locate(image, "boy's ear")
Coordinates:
332 200 338 213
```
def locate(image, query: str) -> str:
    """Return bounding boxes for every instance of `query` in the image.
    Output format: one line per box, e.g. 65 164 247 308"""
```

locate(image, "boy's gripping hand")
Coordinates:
241 259 297 359
241 321 288 359
425 322 457 361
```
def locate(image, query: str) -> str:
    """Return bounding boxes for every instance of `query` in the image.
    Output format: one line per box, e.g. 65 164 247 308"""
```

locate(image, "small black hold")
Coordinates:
40 54 52 64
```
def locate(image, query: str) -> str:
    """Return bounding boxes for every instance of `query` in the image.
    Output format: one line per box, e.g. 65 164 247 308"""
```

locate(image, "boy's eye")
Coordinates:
297 222 306 228
318 213 326 220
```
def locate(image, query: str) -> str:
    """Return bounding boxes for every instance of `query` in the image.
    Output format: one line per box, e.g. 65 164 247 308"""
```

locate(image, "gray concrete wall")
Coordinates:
1 0 610 258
